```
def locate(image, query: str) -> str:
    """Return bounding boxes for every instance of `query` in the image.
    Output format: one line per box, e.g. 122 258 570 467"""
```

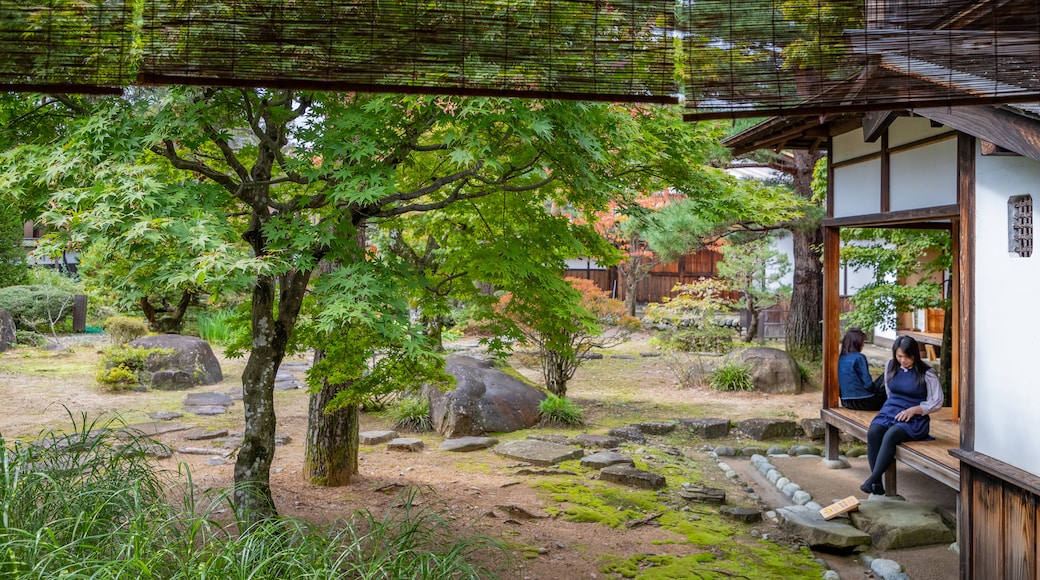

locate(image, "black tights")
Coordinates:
864 422 914 488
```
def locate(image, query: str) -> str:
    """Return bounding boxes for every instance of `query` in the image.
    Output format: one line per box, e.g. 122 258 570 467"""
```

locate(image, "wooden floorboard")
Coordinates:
823 406 960 489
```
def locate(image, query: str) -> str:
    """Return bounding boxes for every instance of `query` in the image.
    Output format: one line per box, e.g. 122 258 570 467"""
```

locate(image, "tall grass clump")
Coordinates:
382 396 433 432
709 361 755 392
539 394 585 427
196 308 240 346
0 412 505 579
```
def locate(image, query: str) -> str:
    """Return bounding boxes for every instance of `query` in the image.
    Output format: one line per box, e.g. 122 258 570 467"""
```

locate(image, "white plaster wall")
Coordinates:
833 128 881 163
565 258 605 270
889 138 958 211
833 160 882 217
973 150 1040 476
767 233 794 289
888 116 954 147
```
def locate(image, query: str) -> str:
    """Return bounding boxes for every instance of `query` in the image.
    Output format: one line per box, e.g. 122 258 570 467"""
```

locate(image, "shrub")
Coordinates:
15 330 46 347
709 361 754 392
538 394 584 427
644 279 738 355
0 284 74 331
382 396 433 432
104 315 149 345
95 345 174 390
197 308 240 346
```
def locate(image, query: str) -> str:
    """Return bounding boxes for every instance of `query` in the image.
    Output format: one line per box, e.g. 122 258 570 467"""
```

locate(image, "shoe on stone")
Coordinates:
860 481 885 496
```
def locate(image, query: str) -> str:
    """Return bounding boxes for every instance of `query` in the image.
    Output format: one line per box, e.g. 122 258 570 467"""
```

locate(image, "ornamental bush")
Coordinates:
0 285 74 331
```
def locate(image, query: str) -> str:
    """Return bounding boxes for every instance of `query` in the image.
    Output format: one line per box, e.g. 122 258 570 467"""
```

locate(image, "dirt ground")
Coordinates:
0 333 952 579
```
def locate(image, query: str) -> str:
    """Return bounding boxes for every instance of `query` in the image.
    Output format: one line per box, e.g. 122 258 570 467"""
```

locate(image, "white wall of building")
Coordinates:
973 147 1040 476
890 137 957 210
834 159 882 217
833 129 881 163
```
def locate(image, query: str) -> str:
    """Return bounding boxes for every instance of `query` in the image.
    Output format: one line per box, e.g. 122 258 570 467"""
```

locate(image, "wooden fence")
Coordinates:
564 249 723 304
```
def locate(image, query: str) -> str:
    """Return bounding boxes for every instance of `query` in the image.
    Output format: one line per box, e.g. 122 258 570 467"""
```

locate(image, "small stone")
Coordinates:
782 482 802 497
717 462 731 472
274 434 291 446
846 446 868 458
637 421 676 435
740 446 765 457
581 451 634 469
713 446 738 457
792 490 812 505
757 461 776 475
679 485 726 503
440 436 498 452
387 438 424 452
720 505 762 523
736 418 799 441
776 477 790 489
800 418 826 440
871 558 905 578
183 392 233 407
822 571 841 580
599 465 666 490
725 470 739 479
607 425 647 443
676 418 730 439
183 405 227 416
204 457 228 466
148 411 183 421
766 445 787 455
360 430 399 445
573 434 621 449
767 470 782 484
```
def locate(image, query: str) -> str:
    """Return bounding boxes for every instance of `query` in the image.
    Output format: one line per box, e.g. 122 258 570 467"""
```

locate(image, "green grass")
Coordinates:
538 394 585 427
708 361 755 392
0 411 507 579
381 396 433 432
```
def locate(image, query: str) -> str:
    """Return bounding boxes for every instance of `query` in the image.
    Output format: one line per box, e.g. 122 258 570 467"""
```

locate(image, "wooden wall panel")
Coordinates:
1004 490 1037 579
973 471 1005 577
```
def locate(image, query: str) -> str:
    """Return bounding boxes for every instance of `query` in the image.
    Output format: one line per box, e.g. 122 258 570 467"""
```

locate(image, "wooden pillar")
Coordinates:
72 295 87 333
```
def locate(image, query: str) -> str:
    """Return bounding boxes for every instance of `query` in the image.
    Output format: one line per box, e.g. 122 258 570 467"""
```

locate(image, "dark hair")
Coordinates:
840 328 866 355
887 335 933 388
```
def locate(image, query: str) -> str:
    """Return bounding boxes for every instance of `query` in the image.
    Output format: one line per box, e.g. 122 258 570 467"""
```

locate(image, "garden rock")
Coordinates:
573 434 621 448
0 308 14 351
580 451 634 469
776 505 872 550
607 425 647 443
274 370 304 390
600 465 666 490
150 369 195 391
637 421 676 435
359 430 399 445
184 427 229 441
849 497 955 550
439 436 498 452
677 418 730 439
494 439 583 466
800 418 826 440
185 405 227 416
720 506 762 523
737 418 799 441
148 411 183 421
184 392 233 408
121 422 190 437
130 334 223 385
723 347 802 394
679 484 726 503
425 355 545 437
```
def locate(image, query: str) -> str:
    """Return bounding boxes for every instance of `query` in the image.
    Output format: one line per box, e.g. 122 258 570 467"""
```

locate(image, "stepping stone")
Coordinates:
177 447 231 457
212 433 291 447
776 505 872 550
184 405 227 416
360 430 399 445
679 484 726 504
387 438 424 452
440 436 498 452
574 434 622 449
599 465 666 490
184 392 233 407
581 451 634 469
280 361 311 371
148 411 183 421
140 441 172 459
638 421 676 435
607 425 647 443
493 440 584 466
204 457 228 466
526 434 571 445
184 427 230 441
736 418 799 441
721 506 762 523
849 497 955 550
677 418 730 439
121 422 190 437
639 352 661 357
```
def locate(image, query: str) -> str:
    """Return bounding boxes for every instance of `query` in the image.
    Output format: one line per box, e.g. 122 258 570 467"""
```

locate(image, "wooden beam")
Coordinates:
863 110 902 142
980 140 1022 156
823 204 960 228
917 106 1040 162
823 226 841 411
880 132 891 213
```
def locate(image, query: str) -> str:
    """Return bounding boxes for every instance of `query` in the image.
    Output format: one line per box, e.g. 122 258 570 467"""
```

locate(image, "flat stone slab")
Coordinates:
677 418 730 439
183 392 233 407
183 405 227 416
581 451 634 469
777 505 872 550
599 465 666 490
573 434 621 448
184 427 230 441
359 430 399 445
387 438 425 452
737 418 799 441
720 506 762 523
493 439 583 466
212 433 291 447
121 422 190 437
177 447 232 457
148 411 184 421
638 421 676 435
679 484 726 504
849 497 955 550
440 436 498 452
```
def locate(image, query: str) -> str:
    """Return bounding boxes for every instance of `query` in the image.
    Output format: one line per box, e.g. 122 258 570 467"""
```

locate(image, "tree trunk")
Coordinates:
940 303 952 405
744 308 759 343
785 150 824 362
543 350 568 397
303 352 360 485
623 257 640 318
233 274 284 524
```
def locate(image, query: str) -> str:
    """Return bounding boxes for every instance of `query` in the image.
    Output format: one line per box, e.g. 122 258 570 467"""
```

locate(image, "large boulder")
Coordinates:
0 308 14 352
426 355 546 437
724 347 802 394
130 334 223 386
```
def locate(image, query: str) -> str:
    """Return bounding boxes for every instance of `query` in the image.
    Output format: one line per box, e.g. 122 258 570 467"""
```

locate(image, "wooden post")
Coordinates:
72 295 87 333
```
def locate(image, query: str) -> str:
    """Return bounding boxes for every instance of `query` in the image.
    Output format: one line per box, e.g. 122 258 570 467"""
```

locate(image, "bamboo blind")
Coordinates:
1 0 1039 116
